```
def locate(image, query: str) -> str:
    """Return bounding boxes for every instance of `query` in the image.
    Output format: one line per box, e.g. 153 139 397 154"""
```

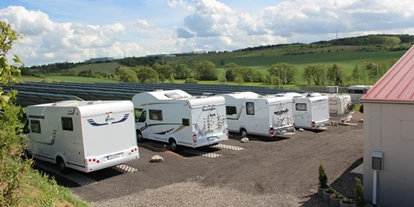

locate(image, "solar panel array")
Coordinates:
2 81 309 106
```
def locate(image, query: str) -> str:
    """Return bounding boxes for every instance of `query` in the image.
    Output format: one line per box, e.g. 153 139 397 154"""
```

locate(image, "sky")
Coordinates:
0 0 413 66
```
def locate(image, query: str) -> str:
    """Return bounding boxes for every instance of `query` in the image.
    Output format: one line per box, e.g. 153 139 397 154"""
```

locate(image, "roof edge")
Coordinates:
360 99 414 104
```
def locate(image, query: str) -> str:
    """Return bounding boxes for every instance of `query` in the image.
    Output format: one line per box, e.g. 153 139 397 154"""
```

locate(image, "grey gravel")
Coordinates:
91 181 301 207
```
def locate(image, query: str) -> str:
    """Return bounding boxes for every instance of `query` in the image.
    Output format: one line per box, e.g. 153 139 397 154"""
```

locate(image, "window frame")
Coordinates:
226 106 237 115
246 102 255 115
30 119 41 134
149 109 163 121
295 103 307 111
61 117 74 131
182 118 190 126
134 108 144 121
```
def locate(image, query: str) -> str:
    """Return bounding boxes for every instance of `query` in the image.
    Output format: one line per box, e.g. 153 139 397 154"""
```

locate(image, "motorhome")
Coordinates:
221 92 295 138
323 93 354 123
132 89 228 151
276 93 330 130
347 85 372 103
22 100 139 174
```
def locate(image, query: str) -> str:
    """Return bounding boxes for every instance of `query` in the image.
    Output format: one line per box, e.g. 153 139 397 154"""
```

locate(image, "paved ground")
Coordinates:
35 112 364 207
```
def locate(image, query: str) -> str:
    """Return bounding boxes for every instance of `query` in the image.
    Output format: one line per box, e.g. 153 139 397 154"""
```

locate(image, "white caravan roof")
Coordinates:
222 91 293 104
26 100 134 118
348 85 372 90
132 89 225 108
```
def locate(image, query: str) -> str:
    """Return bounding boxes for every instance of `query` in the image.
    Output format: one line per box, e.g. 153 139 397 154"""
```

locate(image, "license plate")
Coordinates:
107 153 122 160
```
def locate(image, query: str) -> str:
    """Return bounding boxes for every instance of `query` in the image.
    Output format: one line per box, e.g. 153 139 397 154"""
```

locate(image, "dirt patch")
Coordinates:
56 200 75 207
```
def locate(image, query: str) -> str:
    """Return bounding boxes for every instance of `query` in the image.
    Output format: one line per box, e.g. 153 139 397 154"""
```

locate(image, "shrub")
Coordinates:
324 188 334 194
318 161 329 188
355 178 366 207
331 191 344 199
185 78 198 83
342 198 355 204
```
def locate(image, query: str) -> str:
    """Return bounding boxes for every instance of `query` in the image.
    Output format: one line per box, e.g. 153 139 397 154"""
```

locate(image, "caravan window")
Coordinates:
182 118 190 126
61 117 73 131
226 106 237 115
296 103 307 111
246 102 255 115
348 89 365 94
134 108 143 121
30 120 41 134
138 110 147 122
149 110 163 121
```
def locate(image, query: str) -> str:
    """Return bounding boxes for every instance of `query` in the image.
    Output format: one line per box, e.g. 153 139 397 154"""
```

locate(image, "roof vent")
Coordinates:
164 92 181 99
52 100 78 106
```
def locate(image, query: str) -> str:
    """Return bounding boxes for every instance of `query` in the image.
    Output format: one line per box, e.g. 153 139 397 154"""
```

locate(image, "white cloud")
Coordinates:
135 19 155 30
258 0 414 37
1 0 414 66
0 6 143 65
175 0 284 52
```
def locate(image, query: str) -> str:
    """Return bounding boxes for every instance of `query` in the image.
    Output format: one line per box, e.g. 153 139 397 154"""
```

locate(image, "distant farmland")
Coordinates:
69 62 121 73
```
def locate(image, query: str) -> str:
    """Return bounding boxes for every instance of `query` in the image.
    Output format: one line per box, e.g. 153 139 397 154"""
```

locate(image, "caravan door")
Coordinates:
136 109 150 139
293 100 311 127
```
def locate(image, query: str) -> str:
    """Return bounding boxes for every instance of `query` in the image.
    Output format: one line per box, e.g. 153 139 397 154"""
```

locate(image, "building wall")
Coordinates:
363 103 414 207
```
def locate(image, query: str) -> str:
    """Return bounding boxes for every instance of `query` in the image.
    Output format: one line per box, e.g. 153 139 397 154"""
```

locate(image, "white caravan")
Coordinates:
221 92 295 138
22 100 139 174
132 89 228 151
323 93 354 123
347 85 372 103
276 93 331 130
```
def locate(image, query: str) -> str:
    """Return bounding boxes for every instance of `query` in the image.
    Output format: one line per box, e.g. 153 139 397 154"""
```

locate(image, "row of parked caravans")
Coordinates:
21 89 354 175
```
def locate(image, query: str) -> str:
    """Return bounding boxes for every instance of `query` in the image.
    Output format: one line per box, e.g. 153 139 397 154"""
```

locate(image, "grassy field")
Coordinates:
21 44 408 86
69 62 120 73
19 168 89 207
166 45 405 84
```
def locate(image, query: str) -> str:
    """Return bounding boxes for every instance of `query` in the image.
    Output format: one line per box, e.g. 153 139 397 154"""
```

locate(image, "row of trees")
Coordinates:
302 59 397 86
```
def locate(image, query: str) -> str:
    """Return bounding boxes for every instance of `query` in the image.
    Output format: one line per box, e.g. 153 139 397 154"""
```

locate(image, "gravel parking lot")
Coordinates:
43 113 364 207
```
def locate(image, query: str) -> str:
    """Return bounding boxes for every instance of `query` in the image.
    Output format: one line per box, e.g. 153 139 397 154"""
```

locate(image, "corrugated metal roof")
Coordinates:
361 44 414 103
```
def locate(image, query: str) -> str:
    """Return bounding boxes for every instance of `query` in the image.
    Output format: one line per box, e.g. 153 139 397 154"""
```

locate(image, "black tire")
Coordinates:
57 157 69 175
169 138 178 151
240 128 247 138
136 130 144 143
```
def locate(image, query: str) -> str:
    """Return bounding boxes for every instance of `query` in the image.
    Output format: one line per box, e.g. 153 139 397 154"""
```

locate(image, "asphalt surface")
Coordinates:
34 112 364 207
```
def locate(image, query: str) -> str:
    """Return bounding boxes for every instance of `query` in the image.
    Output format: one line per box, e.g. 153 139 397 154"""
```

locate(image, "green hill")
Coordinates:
69 62 121 73
24 34 414 85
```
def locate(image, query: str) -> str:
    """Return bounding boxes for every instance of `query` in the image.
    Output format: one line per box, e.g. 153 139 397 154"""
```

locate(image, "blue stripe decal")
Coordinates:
87 113 129 127
87 119 108 126
112 113 129 124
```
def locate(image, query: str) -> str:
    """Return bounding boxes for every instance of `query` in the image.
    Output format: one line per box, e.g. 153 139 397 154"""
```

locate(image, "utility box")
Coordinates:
372 151 384 171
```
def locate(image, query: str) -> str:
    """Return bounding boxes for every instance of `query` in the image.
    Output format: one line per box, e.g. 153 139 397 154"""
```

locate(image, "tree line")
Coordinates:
302 59 398 86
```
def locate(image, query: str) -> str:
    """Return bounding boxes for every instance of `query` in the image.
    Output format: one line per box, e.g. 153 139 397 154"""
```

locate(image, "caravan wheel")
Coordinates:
169 138 178 151
240 129 247 138
136 130 144 143
57 157 69 175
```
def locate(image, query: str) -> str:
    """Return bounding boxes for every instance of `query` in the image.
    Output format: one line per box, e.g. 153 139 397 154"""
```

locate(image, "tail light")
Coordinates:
312 121 315 128
270 127 274 136
226 127 229 137
87 158 100 164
